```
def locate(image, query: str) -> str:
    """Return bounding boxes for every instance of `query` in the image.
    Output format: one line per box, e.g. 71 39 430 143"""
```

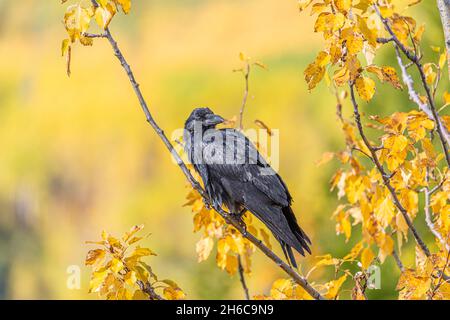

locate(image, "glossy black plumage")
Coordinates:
184 108 311 267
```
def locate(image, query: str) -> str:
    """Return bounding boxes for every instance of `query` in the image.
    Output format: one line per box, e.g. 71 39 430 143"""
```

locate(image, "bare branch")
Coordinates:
393 45 433 119
137 280 164 300
392 249 405 273
238 63 250 130
88 0 325 301
83 32 107 38
422 186 449 252
349 83 431 257
237 255 250 300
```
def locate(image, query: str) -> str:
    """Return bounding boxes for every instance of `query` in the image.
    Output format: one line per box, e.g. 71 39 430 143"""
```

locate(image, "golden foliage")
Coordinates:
185 188 263 276
300 0 450 300
61 0 132 76
85 225 185 300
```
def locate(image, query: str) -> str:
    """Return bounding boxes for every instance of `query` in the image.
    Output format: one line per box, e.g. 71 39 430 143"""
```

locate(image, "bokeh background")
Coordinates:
0 0 447 299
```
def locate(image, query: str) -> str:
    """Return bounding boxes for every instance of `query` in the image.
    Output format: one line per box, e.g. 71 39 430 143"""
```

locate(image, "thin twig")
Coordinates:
237 255 250 300
83 32 107 38
137 280 164 300
238 63 250 130
88 0 325 301
349 83 431 257
392 249 405 273
422 186 449 252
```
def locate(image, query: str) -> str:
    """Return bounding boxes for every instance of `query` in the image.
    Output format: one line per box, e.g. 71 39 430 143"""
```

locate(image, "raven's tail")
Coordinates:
280 206 311 267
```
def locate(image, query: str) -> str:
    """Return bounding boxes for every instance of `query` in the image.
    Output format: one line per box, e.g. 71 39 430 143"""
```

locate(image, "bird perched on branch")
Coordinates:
184 107 311 268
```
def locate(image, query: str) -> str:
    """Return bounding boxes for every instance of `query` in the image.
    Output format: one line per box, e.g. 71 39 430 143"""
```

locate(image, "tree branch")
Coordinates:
237 255 250 300
349 83 431 257
374 4 450 167
437 0 450 78
137 280 164 300
422 186 449 252
392 249 405 273
88 0 325 301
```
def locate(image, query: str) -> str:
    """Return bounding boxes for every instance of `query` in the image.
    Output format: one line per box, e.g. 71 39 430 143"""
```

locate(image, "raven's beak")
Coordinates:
204 114 225 126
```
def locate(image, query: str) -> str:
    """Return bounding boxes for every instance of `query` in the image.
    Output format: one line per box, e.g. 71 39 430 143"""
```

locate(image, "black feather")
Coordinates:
184 108 312 267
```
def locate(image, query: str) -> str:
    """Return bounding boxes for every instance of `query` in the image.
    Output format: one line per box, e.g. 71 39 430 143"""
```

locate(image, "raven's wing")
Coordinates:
202 129 291 207
202 129 310 263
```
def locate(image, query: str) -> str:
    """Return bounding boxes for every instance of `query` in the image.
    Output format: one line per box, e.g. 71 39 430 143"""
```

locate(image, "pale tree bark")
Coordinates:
438 0 450 78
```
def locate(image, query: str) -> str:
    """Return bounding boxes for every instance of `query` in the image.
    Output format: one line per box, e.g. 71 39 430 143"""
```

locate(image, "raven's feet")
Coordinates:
230 211 247 236
202 197 211 210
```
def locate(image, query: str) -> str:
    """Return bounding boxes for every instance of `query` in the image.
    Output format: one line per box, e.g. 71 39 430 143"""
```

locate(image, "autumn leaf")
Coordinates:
323 275 347 299
375 196 395 228
95 3 117 29
316 152 335 167
361 247 375 270
196 236 214 262
85 249 106 266
355 76 376 102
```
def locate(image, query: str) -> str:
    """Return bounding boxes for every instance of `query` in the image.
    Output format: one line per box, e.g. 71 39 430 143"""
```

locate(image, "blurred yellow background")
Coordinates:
0 0 447 299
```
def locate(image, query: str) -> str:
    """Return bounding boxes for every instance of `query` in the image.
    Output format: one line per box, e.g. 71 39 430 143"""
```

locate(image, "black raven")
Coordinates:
184 107 311 267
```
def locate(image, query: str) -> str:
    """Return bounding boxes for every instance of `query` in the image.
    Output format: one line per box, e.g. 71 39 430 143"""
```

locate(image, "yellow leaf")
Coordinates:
355 76 375 101
381 66 402 89
316 152 335 166
129 247 157 259
225 254 238 275
341 27 364 55
132 290 149 300
111 258 124 273
270 279 293 299
443 91 450 106
397 269 431 299
439 51 447 69
365 65 384 81
335 0 352 13
64 4 94 42
79 36 93 46
124 271 137 286
314 12 345 34
316 254 341 266
196 236 214 262
343 241 364 260
413 24 425 43
333 67 350 87
423 63 436 85
95 4 116 29
85 249 106 266
304 51 329 90
163 286 186 300
61 39 70 57
378 233 394 263
336 210 351 241
324 275 347 299
375 196 395 228
89 268 109 293
298 0 314 12
115 0 132 14
361 247 375 269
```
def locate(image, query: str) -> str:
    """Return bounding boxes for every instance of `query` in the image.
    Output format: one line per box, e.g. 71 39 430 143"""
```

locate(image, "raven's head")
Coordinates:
185 107 225 131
